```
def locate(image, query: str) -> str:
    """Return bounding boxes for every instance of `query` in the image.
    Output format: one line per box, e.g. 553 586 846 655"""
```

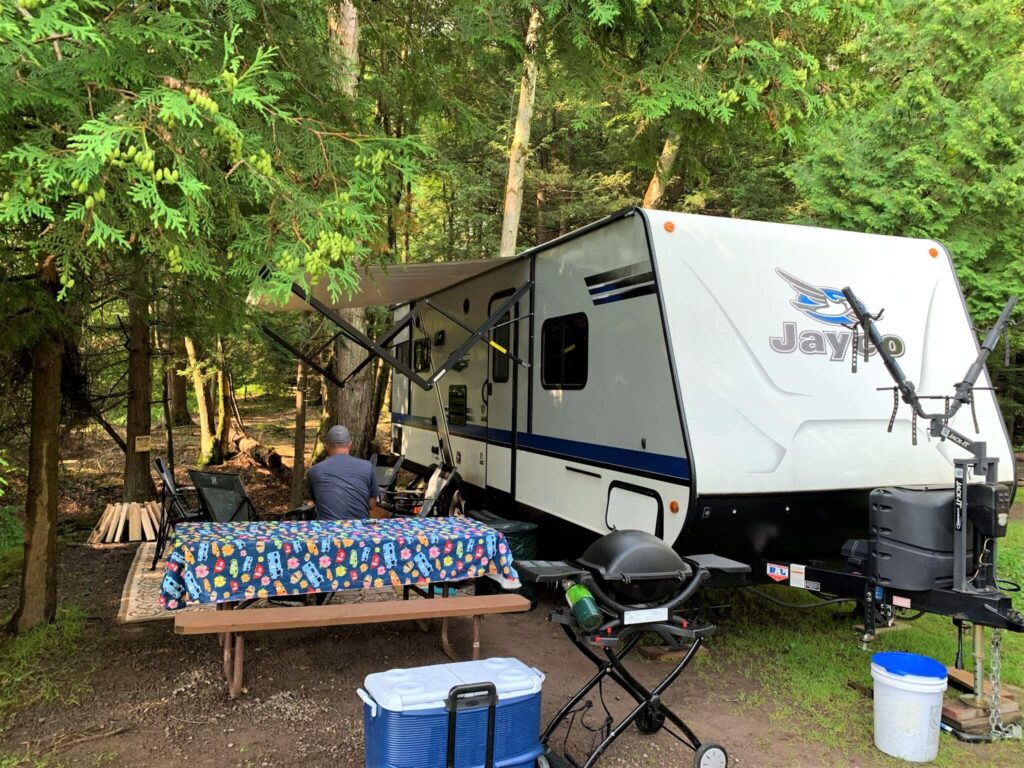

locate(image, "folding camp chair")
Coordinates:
188 470 259 523
152 457 208 570
370 453 404 495
383 464 464 518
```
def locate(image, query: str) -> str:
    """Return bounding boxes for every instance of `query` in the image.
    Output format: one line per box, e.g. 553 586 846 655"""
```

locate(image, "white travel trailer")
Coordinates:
261 206 1023 737
267 206 1015 567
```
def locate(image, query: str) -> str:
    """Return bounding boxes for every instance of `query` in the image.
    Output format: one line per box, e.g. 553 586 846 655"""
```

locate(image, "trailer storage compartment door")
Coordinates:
606 485 662 537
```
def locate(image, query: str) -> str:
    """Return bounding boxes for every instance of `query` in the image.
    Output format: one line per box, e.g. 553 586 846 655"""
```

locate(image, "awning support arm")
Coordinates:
338 307 419 387
291 283 433 390
259 324 347 389
422 298 531 369
427 280 534 387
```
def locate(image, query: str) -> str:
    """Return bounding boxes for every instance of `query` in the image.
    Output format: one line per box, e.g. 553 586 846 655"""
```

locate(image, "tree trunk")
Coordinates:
290 361 307 508
310 376 331 464
499 4 543 259
329 0 360 96
642 130 682 209
161 353 175 472
213 338 232 462
184 336 219 466
328 320 376 458
323 0 376 458
167 337 193 426
10 331 62 634
369 359 390 453
123 273 152 501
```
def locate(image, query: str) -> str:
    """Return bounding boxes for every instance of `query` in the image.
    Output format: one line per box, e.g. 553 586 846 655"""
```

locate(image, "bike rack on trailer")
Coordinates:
759 288 1024 741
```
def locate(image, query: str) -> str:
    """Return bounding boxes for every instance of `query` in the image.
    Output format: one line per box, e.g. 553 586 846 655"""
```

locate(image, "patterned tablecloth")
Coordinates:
159 517 520 610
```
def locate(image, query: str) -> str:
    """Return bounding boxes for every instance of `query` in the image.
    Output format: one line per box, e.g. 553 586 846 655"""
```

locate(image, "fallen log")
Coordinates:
235 436 283 472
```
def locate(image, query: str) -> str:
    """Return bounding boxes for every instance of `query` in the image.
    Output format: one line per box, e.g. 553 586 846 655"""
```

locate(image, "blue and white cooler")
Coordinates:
360 657 545 768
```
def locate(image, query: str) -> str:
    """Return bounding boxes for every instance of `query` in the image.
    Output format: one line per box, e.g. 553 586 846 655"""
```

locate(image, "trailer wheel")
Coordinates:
693 743 728 768
448 489 465 517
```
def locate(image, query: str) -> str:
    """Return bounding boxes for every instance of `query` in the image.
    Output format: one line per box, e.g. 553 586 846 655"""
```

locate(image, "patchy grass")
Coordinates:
0 606 93 726
0 508 21 587
0 755 50 768
701 518 1024 765
0 506 94 589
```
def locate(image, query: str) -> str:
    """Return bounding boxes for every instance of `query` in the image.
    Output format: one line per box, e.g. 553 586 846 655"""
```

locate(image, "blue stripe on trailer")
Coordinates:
587 272 654 295
392 413 690 481
592 284 658 305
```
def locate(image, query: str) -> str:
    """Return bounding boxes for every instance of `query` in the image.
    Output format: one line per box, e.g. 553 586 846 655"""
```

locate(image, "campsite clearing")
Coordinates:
0 397 1021 767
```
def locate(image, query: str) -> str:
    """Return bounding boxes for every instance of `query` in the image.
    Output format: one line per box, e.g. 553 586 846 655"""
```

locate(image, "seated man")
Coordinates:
307 425 382 521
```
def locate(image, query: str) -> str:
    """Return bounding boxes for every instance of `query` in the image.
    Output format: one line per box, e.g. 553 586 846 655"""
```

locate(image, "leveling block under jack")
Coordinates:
941 624 1023 743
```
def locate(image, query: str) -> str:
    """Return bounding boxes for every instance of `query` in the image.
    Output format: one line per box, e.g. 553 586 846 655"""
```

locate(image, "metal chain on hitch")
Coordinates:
989 628 1007 739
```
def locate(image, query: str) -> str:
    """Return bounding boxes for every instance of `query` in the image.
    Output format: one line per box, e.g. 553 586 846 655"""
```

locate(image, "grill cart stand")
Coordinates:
519 543 747 768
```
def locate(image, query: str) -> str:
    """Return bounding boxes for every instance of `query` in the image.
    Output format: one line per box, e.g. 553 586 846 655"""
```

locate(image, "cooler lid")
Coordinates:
872 651 946 680
363 657 544 712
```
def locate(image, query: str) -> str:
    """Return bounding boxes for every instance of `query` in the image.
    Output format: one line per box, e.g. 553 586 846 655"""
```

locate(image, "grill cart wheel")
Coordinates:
635 703 665 735
694 743 728 768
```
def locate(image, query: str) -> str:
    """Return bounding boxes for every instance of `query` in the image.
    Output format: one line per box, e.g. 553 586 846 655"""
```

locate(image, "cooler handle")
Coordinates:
356 688 378 718
445 682 497 768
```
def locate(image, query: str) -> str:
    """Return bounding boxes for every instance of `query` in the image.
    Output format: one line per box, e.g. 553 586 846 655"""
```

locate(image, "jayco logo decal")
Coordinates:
769 269 905 361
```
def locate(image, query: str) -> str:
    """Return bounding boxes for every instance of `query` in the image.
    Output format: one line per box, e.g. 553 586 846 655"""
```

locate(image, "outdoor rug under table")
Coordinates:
158 517 519 610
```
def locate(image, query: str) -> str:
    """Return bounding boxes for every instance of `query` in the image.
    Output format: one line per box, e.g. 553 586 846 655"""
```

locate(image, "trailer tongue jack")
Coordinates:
831 287 1023 741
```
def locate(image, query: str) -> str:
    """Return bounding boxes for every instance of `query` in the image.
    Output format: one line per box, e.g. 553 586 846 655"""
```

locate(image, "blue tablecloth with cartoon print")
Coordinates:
158 517 519 610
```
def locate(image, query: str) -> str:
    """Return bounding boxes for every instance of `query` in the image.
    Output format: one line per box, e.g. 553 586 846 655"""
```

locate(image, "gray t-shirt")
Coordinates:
307 454 378 521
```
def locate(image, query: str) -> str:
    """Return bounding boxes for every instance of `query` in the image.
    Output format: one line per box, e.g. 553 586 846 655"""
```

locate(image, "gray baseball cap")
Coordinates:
325 425 352 445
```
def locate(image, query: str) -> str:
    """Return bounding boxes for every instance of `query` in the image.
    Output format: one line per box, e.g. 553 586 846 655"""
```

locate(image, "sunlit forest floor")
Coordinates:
0 394 1022 767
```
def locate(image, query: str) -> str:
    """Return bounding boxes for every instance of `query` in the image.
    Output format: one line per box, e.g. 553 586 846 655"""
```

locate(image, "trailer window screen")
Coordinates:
541 313 588 389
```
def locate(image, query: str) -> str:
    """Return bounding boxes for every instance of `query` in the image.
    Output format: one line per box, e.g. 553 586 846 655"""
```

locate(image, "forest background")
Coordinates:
2 0 1023 632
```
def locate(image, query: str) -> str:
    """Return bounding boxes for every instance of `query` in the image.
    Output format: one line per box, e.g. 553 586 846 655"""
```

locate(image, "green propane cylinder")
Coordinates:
563 580 602 632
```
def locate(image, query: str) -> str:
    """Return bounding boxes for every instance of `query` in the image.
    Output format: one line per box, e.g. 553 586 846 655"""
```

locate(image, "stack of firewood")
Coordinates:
88 501 161 545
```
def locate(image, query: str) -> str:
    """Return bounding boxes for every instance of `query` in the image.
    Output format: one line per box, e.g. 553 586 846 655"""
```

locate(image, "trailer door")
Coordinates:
484 290 518 494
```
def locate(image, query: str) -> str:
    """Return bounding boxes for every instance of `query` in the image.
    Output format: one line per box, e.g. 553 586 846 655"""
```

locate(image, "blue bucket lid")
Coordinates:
872 651 946 680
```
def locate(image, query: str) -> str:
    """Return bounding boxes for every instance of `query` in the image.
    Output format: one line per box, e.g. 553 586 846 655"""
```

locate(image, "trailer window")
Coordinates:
392 341 411 371
413 339 431 373
541 313 588 390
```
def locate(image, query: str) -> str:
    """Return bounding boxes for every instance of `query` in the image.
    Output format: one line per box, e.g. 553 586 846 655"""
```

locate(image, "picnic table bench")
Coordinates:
175 593 531 698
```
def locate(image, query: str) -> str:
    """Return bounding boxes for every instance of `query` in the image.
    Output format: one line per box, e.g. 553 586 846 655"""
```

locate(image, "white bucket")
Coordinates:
871 652 947 762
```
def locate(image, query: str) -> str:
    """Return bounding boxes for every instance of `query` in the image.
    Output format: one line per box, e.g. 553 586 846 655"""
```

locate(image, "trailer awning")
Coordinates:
257 257 521 312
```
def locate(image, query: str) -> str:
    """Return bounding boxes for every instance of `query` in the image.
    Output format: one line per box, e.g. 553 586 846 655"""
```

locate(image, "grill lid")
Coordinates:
576 530 691 603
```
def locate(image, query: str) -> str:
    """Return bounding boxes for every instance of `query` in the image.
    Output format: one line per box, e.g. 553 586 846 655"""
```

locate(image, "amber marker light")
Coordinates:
929 247 939 258
669 500 680 513
664 221 675 233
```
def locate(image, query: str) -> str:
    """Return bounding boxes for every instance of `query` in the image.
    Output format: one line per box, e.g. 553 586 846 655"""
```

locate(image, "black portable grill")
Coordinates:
518 530 749 768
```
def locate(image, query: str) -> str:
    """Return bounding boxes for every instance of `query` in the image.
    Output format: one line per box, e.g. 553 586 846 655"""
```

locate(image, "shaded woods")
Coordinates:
2 0 1024 635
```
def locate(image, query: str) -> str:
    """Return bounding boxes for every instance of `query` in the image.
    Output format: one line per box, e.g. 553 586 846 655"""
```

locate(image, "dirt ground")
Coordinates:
0 540 868 768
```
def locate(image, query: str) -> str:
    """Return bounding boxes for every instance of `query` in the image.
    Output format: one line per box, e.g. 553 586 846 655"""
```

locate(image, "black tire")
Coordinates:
635 703 665 735
693 743 728 768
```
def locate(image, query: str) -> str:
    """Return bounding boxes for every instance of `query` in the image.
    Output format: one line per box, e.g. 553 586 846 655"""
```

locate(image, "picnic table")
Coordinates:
159 516 520 610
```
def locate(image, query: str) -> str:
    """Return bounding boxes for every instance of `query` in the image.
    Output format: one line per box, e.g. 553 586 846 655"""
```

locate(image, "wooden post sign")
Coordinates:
135 435 152 452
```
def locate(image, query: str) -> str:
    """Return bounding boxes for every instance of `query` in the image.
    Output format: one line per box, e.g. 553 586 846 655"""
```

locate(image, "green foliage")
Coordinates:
0 605 91 723
705 519 1024 761
1 1 420 332
791 0 1024 325
0 505 21 587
